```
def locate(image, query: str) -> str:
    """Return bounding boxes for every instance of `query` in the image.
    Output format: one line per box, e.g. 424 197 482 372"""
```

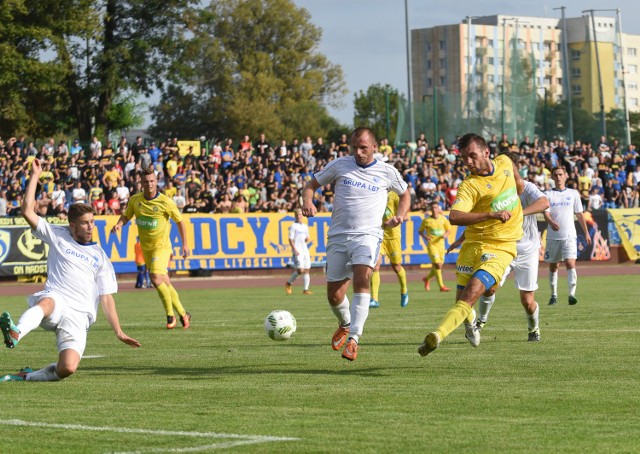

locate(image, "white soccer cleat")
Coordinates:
464 309 481 347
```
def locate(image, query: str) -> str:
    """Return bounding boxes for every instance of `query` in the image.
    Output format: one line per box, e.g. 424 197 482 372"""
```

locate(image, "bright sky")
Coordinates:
293 0 640 126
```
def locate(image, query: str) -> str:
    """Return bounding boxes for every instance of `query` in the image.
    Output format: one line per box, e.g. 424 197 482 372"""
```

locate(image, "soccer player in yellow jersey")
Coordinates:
418 201 451 292
418 133 523 356
370 191 409 308
111 169 192 329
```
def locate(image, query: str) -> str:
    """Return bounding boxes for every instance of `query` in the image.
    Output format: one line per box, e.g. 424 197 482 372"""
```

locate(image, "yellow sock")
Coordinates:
435 300 472 341
156 282 174 317
426 268 436 282
371 270 380 300
435 269 445 288
397 267 407 294
168 284 186 317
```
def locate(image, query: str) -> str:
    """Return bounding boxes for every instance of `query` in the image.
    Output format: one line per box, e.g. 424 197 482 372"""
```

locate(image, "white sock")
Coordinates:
303 273 310 291
526 303 539 331
330 296 350 326
348 293 371 343
25 363 61 382
549 271 558 297
17 305 45 341
567 268 577 296
287 271 299 284
477 294 495 323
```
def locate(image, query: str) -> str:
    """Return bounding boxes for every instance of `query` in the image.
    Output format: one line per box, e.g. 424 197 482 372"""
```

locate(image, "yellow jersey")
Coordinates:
382 191 401 240
418 215 451 248
125 192 183 250
451 154 523 243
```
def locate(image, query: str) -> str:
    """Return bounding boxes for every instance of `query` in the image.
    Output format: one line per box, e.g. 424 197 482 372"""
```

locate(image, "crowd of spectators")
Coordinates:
1 131 640 219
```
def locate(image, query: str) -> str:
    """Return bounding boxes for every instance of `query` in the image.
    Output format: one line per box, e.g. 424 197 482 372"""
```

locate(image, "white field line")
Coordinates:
0 419 299 453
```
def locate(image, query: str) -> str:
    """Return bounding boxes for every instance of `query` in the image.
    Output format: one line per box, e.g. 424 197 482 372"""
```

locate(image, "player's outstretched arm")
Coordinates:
21 158 43 230
449 209 510 225
447 232 465 253
384 189 411 228
523 196 550 217
100 294 141 348
110 214 130 234
301 179 320 217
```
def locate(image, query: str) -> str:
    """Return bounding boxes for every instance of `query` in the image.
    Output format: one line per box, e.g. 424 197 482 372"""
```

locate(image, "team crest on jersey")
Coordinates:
373 176 381 183
487 184 492 189
480 253 497 262
153 206 159 212
504 170 510 176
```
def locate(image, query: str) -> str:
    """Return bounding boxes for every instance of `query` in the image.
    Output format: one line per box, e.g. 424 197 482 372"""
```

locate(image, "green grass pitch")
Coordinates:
1 274 639 452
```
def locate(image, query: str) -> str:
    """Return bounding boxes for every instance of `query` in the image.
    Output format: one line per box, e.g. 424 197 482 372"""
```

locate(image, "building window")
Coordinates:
629 98 639 108
571 68 581 78
426 42 432 52
571 50 581 60
628 48 637 57
544 76 552 86
488 57 494 65
628 81 638 91
427 60 432 70
572 85 582 95
439 58 446 68
439 40 445 50
557 77 563 85
629 65 638 74
488 74 495 83
440 76 446 85
488 39 494 47
427 78 432 88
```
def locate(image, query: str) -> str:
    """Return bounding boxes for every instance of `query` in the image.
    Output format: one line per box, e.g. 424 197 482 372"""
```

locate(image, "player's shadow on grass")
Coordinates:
84 365 424 378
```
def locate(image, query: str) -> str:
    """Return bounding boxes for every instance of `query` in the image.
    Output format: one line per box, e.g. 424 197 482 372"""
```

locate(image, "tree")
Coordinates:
150 0 347 141
0 0 195 140
353 84 399 143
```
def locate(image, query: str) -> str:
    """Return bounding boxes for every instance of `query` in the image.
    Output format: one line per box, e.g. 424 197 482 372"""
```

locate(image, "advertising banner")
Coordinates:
608 208 640 261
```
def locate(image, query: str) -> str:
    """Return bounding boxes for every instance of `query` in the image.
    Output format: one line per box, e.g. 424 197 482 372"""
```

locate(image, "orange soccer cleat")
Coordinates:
341 338 359 361
440 286 451 292
285 283 292 295
422 277 431 291
331 324 350 351
166 316 177 329
179 312 191 329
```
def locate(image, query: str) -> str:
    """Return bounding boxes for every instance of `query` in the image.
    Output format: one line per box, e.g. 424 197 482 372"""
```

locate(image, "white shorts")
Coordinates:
293 252 311 270
325 234 381 282
28 290 91 357
544 238 577 263
501 247 539 292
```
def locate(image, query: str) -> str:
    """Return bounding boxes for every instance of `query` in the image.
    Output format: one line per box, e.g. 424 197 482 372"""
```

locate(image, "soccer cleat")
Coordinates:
302 290 313 295
568 295 578 305
369 299 380 308
400 293 409 307
464 309 481 347
528 329 541 342
1 367 32 382
341 338 358 361
422 277 431 291
440 286 451 292
418 332 441 357
166 316 177 329
179 312 191 329
285 283 292 295
1 312 20 349
331 324 350 351
475 320 486 332
548 296 557 306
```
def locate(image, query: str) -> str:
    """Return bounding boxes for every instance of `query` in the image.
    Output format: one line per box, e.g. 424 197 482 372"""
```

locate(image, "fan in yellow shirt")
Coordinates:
111 169 192 330
369 191 409 308
418 133 523 357
418 201 451 292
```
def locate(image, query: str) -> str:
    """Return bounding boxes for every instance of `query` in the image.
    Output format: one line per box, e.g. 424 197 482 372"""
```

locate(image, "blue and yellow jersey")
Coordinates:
382 191 401 240
451 154 523 243
418 215 451 248
125 192 183 250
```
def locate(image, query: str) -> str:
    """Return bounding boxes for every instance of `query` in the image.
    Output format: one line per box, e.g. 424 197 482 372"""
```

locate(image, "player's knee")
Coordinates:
483 288 496 297
56 362 78 378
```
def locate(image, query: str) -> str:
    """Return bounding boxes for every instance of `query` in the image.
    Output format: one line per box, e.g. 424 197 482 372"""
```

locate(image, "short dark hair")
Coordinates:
457 133 488 152
68 203 94 223
351 127 376 142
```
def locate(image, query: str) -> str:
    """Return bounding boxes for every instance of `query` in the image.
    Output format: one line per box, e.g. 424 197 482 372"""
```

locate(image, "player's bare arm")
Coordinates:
522 196 550 217
511 160 525 195
384 190 410 228
21 158 43 230
100 294 141 348
575 212 592 245
177 220 190 258
543 210 560 231
301 179 320 217
110 214 130 234
447 232 465 253
449 209 511 225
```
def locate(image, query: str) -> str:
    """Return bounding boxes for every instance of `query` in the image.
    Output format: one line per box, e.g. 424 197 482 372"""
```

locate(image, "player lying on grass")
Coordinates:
1 158 140 382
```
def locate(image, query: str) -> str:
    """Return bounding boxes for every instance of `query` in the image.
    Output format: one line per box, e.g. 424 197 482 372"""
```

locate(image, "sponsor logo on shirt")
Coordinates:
456 265 473 274
136 216 159 230
480 253 497 262
491 187 518 212
66 248 99 269
342 178 380 192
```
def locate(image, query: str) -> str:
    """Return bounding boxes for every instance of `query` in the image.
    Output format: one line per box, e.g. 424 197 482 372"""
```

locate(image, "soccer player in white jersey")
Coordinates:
451 180 549 341
301 127 409 361
544 166 592 306
1 158 140 382
285 208 313 295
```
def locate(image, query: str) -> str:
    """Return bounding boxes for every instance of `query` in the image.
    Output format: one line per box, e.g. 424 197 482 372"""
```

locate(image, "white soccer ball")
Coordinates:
264 310 297 341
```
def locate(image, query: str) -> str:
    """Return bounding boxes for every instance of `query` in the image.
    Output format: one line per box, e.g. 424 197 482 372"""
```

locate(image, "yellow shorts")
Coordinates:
381 237 402 265
143 248 173 275
455 241 516 289
427 245 445 264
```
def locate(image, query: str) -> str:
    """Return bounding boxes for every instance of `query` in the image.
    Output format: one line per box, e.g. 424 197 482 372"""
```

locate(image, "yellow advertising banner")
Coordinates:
176 140 202 157
608 208 640 261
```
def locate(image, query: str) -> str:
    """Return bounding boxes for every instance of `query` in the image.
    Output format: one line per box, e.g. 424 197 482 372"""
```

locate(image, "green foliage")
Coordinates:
353 84 398 143
150 0 347 141
1 273 639 451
